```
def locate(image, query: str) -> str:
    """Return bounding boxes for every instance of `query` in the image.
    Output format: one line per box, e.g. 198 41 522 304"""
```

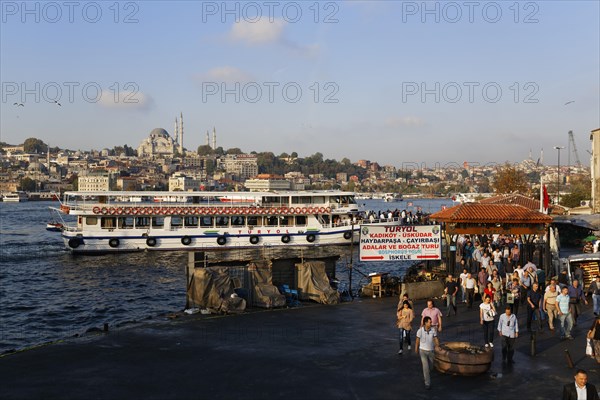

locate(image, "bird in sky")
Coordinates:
564 101 575 105
13 102 24 107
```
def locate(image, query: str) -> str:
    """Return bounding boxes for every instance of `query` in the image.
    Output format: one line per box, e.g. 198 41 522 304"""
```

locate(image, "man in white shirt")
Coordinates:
415 316 440 390
497 305 519 364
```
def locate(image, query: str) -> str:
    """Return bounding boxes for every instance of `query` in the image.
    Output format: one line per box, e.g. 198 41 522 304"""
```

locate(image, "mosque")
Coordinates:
137 113 218 158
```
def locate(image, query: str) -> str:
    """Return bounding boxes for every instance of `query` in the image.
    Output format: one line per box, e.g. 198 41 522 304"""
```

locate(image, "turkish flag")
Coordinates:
542 185 549 212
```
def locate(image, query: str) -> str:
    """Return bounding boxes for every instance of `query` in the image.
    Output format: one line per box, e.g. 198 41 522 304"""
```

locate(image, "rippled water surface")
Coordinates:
0 198 452 353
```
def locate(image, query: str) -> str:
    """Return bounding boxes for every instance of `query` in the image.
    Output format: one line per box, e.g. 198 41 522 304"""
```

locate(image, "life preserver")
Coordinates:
343 231 353 240
319 207 325 213
116 207 124 215
123 207 131 215
174 207 182 215
280 207 288 214
301 207 307 214
247 208 255 215
131 207 139 215
306 234 316 243
296 207 303 214
108 238 120 248
181 236 192 246
146 237 157 247
249 235 259 245
92 206 101 214
68 237 82 248
281 235 291 244
182 208 189 215
216 235 227 246
101 207 109 215
325 207 331 213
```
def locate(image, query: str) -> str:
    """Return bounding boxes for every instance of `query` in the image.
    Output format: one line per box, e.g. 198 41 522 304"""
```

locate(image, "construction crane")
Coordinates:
567 130 582 168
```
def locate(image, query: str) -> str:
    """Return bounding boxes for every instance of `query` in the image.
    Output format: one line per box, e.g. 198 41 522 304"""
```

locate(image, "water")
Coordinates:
0 197 453 353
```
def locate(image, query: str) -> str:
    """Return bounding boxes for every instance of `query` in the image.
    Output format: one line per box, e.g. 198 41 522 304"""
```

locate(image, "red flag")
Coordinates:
542 185 549 212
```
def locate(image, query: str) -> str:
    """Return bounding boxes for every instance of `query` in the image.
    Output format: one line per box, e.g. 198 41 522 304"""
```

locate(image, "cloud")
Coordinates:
200 66 253 83
98 89 154 110
228 19 320 58
384 116 425 128
229 19 285 45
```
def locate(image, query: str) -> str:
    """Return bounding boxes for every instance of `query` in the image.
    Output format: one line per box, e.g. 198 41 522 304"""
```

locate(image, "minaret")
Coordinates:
179 112 184 154
47 142 50 174
540 148 544 165
212 126 216 149
206 130 210 147
174 118 179 145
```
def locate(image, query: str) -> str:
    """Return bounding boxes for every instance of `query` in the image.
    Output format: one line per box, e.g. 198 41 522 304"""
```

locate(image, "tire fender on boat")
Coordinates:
108 238 120 248
281 235 291 244
343 231 353 240
249 235 260 245
68 237 82 248
146 237 157 247
306 234 316 243
181 236 192 246
217 235 227 246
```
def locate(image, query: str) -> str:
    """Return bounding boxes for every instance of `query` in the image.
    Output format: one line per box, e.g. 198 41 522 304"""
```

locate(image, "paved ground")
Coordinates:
1 294 599 400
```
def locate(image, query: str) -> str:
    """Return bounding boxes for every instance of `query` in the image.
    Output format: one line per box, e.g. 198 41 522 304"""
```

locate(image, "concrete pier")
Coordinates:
1 296 598 399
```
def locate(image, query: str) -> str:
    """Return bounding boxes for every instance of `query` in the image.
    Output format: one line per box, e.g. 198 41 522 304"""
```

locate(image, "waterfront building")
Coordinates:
222 154 258 180
168 172 203 191
78 172 117 191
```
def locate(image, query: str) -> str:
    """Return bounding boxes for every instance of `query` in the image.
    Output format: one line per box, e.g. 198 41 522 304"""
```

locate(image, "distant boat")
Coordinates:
2 191 28 202
46 222 64 232
383 193 403 202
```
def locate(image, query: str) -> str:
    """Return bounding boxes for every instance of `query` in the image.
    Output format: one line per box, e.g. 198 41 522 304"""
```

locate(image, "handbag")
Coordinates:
586 339 594 356
506 292 514 304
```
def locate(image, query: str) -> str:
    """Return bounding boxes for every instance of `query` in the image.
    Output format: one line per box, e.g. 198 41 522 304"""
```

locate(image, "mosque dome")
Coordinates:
149 128 170 139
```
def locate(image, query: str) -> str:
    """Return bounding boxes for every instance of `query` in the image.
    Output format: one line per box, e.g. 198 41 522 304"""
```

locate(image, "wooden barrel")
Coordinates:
434 342 494 376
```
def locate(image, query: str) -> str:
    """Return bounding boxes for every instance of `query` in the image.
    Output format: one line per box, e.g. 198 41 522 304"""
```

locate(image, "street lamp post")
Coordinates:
554 146 565 205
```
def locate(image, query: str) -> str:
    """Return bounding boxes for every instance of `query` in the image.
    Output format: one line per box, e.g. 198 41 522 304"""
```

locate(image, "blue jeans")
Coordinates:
446 294 457 315
558 313 573 337
593 294 600 315
419 349 435 386
398 328 411 350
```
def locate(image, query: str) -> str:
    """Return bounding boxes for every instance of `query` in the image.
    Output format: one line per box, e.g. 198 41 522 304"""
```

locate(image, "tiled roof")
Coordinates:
430 203 553 223
479 194 541 210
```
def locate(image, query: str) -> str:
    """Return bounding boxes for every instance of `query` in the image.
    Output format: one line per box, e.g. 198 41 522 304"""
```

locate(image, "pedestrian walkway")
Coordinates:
0 296 598 399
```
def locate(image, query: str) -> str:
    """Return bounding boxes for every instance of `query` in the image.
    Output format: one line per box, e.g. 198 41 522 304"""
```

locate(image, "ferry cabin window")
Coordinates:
152 217 165 228
265 216 278 227
292 196 312 204
295 216 307 226
118 217 134 229
86 216 98 225
312 196 325 204
263 196 283 206
216 216 229 227
101 217 116 229
135 217 151 228
279 216 292 226
171 216 183 228
200 216 213 227
340 196 355 205
247 216 261 227
231 216 245 226
184 216 199 227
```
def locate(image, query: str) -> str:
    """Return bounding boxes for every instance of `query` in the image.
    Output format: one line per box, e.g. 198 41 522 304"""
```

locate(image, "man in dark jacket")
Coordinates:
562 369 599 400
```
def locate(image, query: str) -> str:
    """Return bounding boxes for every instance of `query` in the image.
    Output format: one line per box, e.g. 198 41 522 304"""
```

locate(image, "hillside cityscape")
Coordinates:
0 124 595 210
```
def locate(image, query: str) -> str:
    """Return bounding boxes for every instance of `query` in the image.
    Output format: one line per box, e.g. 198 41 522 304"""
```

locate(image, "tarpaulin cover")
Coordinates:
188 267 246 313
295 261 340 305
248 261 286 308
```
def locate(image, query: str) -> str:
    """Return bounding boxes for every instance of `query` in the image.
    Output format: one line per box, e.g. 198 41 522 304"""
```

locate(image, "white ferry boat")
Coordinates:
2 191 28 202
55 191 400 254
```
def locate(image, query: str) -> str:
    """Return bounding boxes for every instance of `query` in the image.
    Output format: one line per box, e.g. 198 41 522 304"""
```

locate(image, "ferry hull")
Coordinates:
61 229 360 254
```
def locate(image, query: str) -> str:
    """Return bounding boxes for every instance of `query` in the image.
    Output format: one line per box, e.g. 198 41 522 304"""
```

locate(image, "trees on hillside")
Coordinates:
23 138 47 153
492 163 529 194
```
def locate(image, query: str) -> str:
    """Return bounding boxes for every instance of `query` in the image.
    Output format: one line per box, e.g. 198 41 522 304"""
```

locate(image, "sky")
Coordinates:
1 0 599 167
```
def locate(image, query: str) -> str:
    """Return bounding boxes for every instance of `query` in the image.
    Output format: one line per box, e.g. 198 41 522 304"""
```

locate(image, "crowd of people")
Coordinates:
395 261 600 394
